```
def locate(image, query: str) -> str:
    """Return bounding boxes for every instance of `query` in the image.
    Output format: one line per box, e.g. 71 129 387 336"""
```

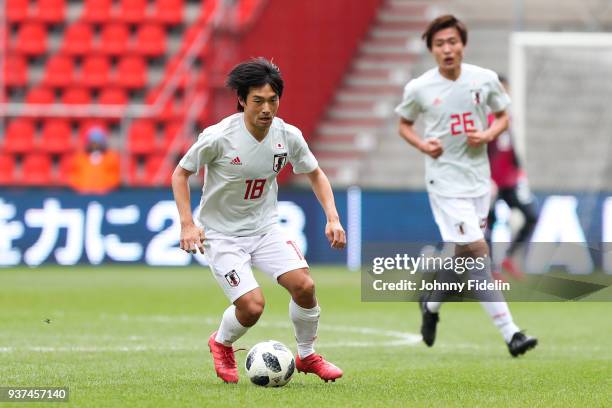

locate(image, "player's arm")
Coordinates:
398 117 443 159
466 110 509 147
171 165 204 254
305 167 346 249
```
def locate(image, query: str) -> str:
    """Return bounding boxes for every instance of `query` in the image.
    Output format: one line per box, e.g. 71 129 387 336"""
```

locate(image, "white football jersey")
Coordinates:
395 63 510 197
179 113 318 236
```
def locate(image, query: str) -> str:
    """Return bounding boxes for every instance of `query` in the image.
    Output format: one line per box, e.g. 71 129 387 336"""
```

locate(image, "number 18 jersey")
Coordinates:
179 113 318 236
394 63 510 197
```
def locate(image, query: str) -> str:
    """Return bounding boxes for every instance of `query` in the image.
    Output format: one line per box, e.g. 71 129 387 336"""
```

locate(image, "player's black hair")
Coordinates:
497 74 508 84
422 15 468 51
226 57 284 112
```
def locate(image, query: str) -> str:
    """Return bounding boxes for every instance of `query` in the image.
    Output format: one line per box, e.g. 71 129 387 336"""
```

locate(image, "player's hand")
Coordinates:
420 138 443 159
180 223 205 254
466 129 491 147
325 220 346 250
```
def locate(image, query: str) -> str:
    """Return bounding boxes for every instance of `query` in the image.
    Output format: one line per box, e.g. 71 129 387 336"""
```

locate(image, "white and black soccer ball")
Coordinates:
245 341 295 387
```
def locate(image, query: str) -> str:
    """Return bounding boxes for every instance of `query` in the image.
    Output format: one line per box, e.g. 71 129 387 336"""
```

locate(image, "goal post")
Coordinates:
509 32 612 191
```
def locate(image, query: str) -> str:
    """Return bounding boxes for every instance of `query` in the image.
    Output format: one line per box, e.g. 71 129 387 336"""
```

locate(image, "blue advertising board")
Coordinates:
0 188 611 273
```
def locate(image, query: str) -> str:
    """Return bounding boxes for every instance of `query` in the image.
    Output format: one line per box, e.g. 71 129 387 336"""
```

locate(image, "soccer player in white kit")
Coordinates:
395 15 537 357
172 58 345 383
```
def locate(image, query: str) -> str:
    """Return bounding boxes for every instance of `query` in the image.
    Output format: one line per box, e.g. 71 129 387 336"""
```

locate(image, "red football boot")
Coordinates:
501 257 525 280
491 269 507 283
208 331 238 383
295 353 343 382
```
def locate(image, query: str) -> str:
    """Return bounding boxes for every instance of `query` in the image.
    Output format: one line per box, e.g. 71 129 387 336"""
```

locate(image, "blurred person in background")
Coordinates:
68 127 120 194
487 75 539 281
395 15 537 357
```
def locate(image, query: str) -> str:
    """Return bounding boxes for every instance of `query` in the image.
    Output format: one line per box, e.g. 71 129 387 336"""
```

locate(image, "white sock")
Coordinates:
215 305 248 346
289 299 320 359
479 301 520 343
426 301 442 313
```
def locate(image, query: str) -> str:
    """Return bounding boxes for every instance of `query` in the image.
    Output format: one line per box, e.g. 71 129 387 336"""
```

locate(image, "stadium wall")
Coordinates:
1 190 611 273
235 0 383 140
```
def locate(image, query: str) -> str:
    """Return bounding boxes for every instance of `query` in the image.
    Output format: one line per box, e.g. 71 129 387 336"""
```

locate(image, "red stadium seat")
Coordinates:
82 0 113 24
160 121 184 151
13 23 47 56
3 55 28 88
62 87 92 105
98 88 128 106
178 26 211 57
116 56 147 89
99 23 130 56
145 154 172 186
152 0 184 25
42 55 75 88
80 56 111 88
20 153 53 186
0 153 17 184
3 119 36 153
163 56 192 88
200 0 218 24
40 119 74 154
62 23 94 55
127 119 156 154
25 86 55 104
118 0 148 24
61 23 94 56
34 0 66 24
134 23 166 57
57 154 73 186
145 87 174 120
7 0 30 23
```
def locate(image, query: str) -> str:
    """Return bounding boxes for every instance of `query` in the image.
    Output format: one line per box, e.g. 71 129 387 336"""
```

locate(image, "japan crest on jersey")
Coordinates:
225 270 240 287
273 153 287 173
470 89 482 105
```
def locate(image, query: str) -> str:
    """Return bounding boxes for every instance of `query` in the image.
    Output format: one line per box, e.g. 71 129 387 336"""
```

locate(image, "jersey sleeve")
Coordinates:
394 80 421 121
178 130 219 174
287 127 318 174
486 75 511 113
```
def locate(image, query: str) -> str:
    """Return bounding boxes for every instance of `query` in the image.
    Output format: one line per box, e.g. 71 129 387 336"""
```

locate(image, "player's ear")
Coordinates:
238 97 246 109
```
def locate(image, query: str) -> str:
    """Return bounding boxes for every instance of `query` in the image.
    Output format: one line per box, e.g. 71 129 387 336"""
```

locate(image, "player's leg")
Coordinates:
204 232 262 382
419 194 481 346
498 188 535 279
469 195 537 356
216 288 265 346
251 227 342 382
501 187 538 257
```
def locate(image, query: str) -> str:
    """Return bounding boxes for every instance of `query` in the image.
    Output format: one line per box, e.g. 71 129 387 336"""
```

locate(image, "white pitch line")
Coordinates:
0 314 421 353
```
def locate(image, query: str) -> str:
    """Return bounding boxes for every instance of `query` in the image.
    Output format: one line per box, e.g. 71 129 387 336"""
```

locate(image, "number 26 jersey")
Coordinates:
395 63 510 197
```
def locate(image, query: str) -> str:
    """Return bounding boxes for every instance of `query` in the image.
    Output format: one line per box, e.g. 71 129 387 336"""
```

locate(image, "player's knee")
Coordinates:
240 302 264 326
246 299 265 320
293 275 315 300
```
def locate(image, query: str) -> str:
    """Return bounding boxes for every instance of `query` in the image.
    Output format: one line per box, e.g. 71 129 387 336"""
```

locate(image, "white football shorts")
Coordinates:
428 192 490 244
203 225 309 302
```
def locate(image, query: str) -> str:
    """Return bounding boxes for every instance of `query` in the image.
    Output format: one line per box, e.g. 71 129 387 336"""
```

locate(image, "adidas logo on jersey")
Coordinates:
231 157 242 165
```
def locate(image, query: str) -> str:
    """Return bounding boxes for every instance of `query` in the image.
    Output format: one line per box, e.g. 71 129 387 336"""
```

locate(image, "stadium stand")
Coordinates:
310 0 612 190
309 0 429 186
0 0 244 187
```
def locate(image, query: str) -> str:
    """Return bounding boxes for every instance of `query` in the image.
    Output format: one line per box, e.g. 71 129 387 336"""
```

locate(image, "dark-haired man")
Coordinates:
172 58 345 383
395 15 537 357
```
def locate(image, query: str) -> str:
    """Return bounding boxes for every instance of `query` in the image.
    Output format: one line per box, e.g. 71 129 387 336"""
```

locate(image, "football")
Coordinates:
245 341 295 387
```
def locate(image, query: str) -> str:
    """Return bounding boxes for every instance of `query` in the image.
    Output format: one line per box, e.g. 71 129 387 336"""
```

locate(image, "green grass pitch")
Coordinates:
1 266 610 407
